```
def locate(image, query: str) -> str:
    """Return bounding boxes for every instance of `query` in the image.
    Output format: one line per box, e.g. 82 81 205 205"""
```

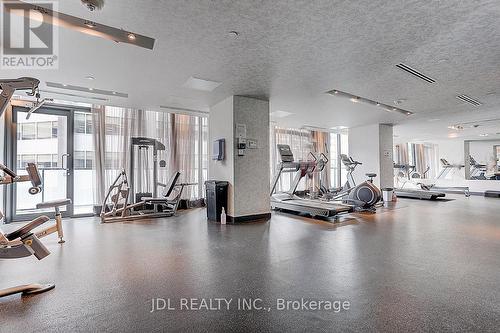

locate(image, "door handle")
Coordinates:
61 153 71 175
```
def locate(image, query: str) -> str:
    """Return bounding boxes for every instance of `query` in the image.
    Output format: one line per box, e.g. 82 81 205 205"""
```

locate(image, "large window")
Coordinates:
73 111 95 214
90 107 209 203
270 126 349 192
17 121 58 140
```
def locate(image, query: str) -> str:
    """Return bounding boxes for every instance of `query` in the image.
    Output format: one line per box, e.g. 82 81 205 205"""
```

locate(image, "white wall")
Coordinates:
208 96 235 215
348 124 393 189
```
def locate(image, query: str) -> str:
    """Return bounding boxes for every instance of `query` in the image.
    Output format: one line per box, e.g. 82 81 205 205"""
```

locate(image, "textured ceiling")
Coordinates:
3 0 500 131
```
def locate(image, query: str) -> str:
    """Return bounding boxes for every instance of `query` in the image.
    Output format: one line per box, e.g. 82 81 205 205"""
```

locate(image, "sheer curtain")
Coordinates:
92 106 141 203
311 130 331 191
271 127 313 192
166 113 199 199
91 106 206 204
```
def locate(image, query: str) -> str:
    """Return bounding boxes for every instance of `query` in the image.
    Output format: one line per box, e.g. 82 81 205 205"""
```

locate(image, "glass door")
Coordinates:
11 107 74 221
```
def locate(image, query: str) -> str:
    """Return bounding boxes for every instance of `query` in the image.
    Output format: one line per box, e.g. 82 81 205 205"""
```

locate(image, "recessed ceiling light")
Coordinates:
127 33 136 40
112 91 117 95
85 76 95 80
350 97 359 103
62 84 67 87
376 102 380 106
89 88 94 91
392 108 397 111
228 31 239 38
183 76 222 92
479 133 489 137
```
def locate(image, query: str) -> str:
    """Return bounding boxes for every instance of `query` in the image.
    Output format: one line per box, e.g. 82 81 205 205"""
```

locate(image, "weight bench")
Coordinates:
101 171 196 223
36 198 72 243
26 163 71 243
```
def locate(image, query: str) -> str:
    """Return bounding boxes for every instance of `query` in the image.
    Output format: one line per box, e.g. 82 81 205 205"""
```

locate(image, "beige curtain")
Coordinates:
311 130 331 190
92 107 205 203
91 106 141 203
272 127 313 192
167 113 198 199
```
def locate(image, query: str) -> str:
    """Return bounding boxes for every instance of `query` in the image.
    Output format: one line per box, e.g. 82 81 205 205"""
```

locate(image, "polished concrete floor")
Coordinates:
1 195 500 332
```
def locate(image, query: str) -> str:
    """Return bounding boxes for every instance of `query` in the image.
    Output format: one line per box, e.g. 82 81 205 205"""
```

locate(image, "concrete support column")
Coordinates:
348 123 394 189
209 96 270 222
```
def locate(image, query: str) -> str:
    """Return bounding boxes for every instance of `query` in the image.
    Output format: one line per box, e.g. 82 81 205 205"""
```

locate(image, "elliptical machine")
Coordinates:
321 154 381 211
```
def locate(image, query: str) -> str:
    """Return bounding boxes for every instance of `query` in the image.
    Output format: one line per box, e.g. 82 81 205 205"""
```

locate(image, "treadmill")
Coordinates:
393 188 445 200
270 145 352 218
393 163 446 200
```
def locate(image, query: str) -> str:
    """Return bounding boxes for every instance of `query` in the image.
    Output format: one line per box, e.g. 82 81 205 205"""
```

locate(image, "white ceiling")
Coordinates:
3 0 500 133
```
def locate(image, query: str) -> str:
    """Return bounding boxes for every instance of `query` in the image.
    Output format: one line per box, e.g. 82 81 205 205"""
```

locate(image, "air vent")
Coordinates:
456 94 482 107
396 63 436 83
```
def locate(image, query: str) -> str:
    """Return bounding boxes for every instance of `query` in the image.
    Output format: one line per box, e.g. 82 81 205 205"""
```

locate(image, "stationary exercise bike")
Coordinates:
320 154 381 211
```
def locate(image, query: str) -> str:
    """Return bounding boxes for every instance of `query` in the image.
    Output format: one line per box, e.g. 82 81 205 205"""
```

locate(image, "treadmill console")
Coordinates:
277 144 294 163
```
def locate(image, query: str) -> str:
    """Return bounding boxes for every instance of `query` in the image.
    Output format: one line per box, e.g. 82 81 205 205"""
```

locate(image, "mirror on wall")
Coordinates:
465 140 500 180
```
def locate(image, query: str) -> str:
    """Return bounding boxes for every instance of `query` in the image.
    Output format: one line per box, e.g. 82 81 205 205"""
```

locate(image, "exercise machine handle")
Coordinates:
308 152 318 162
0 163 17 178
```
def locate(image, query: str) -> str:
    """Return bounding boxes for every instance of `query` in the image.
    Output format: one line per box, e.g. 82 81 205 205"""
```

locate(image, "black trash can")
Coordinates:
205 180 229 222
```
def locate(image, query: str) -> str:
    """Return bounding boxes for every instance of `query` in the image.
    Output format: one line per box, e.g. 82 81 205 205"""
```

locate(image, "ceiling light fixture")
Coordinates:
84 20 96 28
46 82 128 98
479 133 489 137
4 2 155 49
326 89 414 116
127 33 136 40
183 77 222 92
85 76 95 80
